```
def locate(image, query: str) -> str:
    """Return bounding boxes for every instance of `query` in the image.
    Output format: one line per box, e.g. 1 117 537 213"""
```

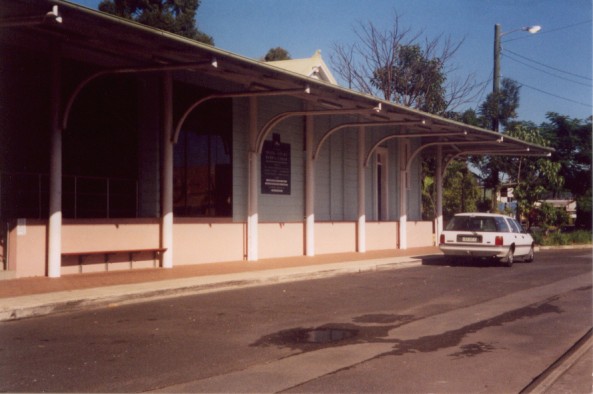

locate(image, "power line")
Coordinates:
516 81 592 108
505 48 592 81
502 52 592 87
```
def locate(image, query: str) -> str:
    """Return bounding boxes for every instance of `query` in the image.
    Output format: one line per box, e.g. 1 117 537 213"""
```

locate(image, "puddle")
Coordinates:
301 327 358 343
252 299 563 356
265 326 359 345
448 341 498 359
251 323 393 350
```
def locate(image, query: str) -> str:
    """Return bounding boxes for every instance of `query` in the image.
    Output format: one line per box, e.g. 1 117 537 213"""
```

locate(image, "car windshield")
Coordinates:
446 216 502 232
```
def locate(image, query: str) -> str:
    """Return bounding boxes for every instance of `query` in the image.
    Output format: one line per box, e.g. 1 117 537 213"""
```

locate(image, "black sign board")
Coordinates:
261 133 291 195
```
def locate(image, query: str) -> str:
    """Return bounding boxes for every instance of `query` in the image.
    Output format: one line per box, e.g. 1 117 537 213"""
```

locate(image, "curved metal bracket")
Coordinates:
442 148 545 177
313 120 412 161
405 140 507 172
62 62 210 131
172 88 308 143
364 132 465 167
255 106 380 154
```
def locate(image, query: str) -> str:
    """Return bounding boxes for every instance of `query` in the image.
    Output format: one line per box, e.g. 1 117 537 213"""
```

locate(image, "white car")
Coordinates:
439 213 535 267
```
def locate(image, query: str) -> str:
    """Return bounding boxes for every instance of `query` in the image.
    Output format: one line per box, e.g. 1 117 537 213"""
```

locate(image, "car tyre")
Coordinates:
524 245 535 263
502 247 514 267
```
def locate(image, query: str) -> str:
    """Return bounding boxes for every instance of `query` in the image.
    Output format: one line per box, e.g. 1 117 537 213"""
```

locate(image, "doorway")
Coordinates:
375 148 388 221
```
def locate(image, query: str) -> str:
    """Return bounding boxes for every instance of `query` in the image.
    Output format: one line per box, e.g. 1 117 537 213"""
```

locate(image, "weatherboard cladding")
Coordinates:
231 93 423 223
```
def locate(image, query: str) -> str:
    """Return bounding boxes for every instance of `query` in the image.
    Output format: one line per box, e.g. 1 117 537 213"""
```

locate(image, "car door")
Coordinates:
507 218 530 256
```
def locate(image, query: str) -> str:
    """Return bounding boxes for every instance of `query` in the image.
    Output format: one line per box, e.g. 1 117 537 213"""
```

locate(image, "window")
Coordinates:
508 218 525 233
446 216 510 232
494 217 511 232
173 99 232 217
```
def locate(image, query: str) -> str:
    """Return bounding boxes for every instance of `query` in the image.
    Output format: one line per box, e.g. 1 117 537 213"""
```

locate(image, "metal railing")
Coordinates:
0 172 138 219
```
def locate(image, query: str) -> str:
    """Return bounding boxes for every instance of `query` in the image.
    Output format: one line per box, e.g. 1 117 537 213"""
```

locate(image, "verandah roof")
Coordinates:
1 0 554 162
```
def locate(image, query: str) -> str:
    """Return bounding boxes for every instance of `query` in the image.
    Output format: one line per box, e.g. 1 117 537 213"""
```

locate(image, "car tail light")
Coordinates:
439 234 445 244
495 236 504 246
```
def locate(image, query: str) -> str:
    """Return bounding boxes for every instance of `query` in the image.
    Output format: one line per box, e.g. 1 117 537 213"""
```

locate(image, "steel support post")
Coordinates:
161 72 173 268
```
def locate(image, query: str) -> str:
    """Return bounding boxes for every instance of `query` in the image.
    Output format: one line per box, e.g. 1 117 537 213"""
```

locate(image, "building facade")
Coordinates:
0 0 552 277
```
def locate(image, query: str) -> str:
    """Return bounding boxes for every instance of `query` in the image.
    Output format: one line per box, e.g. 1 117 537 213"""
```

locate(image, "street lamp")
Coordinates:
492 24 541 131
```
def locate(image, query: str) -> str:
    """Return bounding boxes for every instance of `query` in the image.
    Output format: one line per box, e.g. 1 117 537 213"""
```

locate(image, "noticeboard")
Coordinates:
261 134 291 195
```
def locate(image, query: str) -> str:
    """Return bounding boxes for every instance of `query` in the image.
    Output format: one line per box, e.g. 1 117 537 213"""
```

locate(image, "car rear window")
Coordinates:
446 216 508 232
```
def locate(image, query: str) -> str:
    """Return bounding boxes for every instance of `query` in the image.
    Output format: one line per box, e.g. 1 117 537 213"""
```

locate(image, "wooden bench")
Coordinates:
61 248 167 266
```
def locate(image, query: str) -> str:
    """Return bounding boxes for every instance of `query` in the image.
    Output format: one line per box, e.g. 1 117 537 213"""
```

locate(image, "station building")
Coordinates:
0 0 553 278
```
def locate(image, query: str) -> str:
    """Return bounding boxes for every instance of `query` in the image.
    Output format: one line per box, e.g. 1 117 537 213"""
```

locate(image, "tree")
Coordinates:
330 12 481 115
541 113 592 230
372 44 446 113
575 190 592 230
468 78 523 212
442 161 481 221
528 202 566 231
512 159 564 225
421 166 435 220
331 13 483 222
540 113 592 197
264 47 291 61
479 78 521 131
443 108 482 127
98 0 213 44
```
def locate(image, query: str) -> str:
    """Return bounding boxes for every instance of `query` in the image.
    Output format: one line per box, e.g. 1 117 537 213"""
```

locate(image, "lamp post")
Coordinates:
492 24 541 132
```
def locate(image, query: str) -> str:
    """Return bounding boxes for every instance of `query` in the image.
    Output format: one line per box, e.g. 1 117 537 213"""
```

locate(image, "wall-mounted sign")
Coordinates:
261 133 291 195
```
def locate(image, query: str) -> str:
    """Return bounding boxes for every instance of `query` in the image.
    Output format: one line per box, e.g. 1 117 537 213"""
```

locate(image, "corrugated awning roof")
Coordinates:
1 0 554 162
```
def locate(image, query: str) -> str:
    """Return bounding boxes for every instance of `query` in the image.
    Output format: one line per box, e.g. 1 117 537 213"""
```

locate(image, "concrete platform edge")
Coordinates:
0 255 431 322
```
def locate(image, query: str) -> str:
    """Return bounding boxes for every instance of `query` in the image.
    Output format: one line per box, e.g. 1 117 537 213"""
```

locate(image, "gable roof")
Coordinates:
266 50 338 85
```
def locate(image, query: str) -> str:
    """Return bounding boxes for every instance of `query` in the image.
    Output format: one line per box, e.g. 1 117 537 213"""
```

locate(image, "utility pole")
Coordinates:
493 24 501 132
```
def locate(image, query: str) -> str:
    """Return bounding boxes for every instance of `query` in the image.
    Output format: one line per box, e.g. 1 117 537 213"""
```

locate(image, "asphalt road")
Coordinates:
0 248 591 393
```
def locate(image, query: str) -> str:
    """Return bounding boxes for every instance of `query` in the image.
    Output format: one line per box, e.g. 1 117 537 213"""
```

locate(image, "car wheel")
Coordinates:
502 247 514 267
525 245 535 263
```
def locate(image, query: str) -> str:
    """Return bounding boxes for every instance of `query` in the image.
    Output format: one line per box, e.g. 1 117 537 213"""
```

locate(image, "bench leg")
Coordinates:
104 253 111 271
78 255 85 274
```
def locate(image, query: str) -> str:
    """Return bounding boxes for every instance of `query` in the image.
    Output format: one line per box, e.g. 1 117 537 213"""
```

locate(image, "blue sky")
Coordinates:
72 0 592 125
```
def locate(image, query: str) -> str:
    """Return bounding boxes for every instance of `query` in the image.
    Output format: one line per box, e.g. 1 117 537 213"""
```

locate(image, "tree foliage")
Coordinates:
527 202 568 231
421 155 437 220
264 47 291 61
371 44 446 113
461 78 523 212
479 78 521 131
540 113 592 230
575 190 592 229
442 161 480 221
540 113 592 197
98 0 213 44
505 127 563 223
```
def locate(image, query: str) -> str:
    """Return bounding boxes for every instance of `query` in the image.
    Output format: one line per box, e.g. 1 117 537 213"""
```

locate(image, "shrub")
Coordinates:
533 230 592 246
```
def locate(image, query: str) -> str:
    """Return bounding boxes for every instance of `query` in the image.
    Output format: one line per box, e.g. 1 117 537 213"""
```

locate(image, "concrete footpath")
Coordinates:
0 247 440 322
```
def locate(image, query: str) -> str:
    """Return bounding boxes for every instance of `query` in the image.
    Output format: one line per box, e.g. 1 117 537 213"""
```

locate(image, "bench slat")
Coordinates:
62 248 166 257
61 248 167 266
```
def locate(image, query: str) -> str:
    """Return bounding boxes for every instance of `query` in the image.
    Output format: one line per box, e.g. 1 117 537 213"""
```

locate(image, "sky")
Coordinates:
71 0 592 125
